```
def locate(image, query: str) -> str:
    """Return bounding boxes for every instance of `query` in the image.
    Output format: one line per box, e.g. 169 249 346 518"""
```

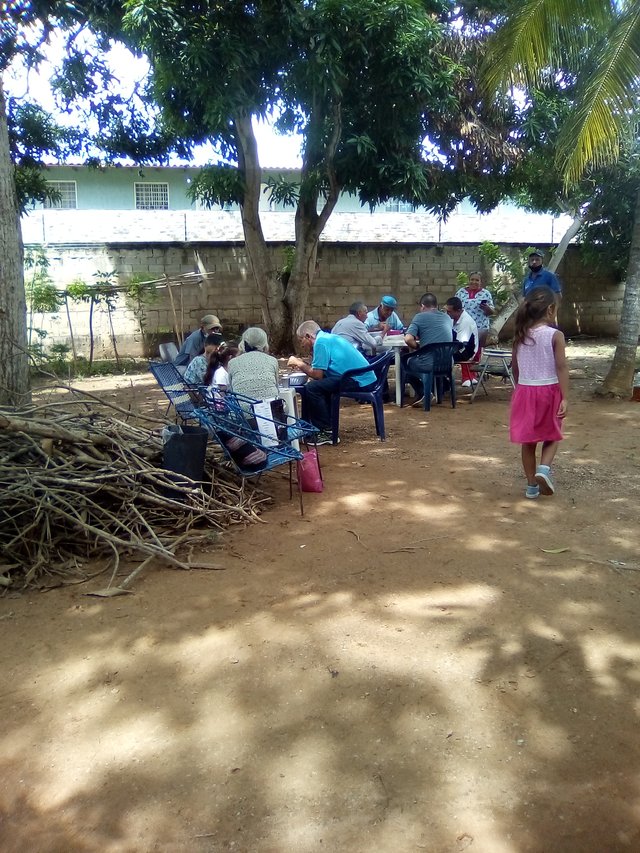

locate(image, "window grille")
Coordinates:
134 182 169 210
44 181 77 209
384 200 414 213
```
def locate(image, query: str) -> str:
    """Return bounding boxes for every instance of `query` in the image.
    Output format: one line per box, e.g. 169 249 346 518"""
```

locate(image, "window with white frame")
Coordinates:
44 181 77 209
384 200 414 213
134 182 169 210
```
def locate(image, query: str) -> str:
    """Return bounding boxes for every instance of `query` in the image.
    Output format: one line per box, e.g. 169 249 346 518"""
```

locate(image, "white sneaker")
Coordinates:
461 380 472 388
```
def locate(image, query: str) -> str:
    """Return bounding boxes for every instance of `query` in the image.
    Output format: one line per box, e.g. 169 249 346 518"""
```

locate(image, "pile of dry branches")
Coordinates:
0 390 266 591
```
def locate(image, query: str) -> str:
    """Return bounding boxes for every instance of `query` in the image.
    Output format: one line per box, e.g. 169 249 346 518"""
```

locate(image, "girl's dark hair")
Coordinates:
218 344 239 368
514 286 557 349
204 343 238 384
204 332 223 347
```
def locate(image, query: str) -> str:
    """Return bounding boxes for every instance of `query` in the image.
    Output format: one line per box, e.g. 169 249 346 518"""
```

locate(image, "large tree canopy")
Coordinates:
483 0 640 395
122 0 514 349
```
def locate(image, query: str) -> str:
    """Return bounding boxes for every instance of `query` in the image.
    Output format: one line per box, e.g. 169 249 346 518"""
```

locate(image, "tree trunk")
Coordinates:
598 189 640 397
234 111 290 348
234 109 341 354
489 212 583 341
0 77 30 406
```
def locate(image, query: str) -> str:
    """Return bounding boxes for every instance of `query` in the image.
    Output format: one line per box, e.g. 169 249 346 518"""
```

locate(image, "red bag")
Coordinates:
297 447 324 493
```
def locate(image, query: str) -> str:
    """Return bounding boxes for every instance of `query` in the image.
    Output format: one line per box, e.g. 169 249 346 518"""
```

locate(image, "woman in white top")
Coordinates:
212 345 239 391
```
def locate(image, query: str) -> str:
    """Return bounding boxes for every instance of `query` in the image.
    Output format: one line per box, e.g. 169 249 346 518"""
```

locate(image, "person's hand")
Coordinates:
557 398 568 418
379 322 390 335
479 301 492 315
288 355 305 369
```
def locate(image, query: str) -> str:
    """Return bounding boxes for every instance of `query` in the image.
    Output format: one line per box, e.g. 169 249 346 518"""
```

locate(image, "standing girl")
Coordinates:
510 286 569 499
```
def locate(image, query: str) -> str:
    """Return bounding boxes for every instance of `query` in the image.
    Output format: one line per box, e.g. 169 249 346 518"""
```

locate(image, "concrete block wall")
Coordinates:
30 241 622 357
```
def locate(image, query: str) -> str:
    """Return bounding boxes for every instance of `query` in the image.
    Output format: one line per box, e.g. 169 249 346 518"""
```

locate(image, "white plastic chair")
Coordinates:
159 342 179 363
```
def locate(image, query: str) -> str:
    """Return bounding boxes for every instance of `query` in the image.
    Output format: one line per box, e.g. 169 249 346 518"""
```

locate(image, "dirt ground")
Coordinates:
1 340 639 853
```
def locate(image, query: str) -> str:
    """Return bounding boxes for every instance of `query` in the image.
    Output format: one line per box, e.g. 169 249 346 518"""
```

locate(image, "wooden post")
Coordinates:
164 275 182 345
64 293 77 367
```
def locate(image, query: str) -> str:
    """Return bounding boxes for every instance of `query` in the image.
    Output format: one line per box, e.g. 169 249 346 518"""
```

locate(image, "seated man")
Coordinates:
365 295 404 334
444 296 480 387
332 301 382 356
174 314 223 366
402 292 453 407
288 320 377 445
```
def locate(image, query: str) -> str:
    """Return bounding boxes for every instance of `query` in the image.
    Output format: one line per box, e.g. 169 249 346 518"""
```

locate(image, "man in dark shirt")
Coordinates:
402 293 453 407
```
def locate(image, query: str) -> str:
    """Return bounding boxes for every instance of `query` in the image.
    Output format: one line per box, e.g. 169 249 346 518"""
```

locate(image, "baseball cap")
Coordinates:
528 249 544 258
381 295 397 308
201 313 222 330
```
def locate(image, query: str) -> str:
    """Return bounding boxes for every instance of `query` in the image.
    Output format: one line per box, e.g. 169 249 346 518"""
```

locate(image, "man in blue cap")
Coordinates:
365 295 404 334
523 250 561 297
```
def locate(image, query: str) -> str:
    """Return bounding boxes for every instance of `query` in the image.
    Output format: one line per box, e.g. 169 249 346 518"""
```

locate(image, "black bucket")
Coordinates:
163 425 208 483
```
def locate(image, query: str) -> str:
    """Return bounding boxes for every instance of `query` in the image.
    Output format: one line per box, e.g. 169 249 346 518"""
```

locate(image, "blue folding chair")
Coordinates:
193 392 320 515
329 351 394 445
149 361 201 423
401 342 460 411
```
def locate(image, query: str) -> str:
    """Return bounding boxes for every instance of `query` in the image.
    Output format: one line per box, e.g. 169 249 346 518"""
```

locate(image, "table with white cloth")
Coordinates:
380 335 408 406
469 349 515 402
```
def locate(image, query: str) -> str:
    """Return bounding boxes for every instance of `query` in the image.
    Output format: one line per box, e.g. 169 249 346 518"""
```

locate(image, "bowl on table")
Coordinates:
287 372 309 387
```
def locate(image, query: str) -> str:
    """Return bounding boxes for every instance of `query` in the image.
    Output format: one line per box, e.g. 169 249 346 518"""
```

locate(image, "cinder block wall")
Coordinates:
33 242 623 357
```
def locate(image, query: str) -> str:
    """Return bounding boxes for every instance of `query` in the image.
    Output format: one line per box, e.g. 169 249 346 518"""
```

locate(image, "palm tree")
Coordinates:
484 0 640 396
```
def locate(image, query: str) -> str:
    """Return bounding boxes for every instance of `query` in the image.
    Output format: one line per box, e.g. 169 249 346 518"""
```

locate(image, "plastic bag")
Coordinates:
162 424 183 444
297 447 324 493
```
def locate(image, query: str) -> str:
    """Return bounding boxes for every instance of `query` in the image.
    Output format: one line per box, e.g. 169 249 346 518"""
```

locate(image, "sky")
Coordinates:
6 35 303 169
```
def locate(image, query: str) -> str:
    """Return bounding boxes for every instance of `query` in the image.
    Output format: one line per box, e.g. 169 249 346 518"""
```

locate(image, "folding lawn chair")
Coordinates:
193 391 320 515
149 360 202 423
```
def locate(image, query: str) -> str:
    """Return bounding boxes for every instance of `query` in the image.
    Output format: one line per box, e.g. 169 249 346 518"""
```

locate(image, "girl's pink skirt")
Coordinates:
509 383 564 443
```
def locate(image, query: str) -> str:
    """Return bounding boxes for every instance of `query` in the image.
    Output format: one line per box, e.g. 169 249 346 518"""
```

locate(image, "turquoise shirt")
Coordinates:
312 331 376 386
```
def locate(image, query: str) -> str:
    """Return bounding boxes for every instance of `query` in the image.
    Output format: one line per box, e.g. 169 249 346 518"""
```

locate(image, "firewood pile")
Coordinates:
0 392 266 591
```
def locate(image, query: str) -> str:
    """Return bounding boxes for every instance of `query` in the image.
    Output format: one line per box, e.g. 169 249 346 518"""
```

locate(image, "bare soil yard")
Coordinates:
1 341 639 853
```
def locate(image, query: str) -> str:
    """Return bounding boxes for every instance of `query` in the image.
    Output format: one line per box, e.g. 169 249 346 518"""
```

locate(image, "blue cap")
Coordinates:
381 295 397 308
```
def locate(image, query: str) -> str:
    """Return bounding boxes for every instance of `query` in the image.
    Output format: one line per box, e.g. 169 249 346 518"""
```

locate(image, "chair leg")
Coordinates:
450 370 456 407
422 374 432 411
292 460 304 516
372 397 386 440
330 394 341 445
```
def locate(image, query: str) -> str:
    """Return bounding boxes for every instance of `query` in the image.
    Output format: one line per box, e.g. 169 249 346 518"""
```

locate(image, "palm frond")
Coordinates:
558 4 640 185
482 0 616 93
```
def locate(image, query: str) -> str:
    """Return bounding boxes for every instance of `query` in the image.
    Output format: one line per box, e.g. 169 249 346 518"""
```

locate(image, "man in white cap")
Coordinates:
365 295 404 334
174 313 223 365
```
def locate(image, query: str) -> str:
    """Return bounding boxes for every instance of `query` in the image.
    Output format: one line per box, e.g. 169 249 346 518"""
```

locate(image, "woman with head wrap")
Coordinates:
227 327 280 401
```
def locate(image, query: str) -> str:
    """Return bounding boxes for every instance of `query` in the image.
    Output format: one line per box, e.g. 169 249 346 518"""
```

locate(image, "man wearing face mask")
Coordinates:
523 250 561 297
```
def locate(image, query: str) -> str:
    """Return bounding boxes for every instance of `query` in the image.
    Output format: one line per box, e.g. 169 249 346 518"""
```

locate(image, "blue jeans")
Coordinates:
301 376 376 431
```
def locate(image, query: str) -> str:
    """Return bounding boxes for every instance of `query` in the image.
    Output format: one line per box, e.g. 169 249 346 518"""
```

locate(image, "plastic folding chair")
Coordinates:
328 351 394 445
402 342 460 411
149 361 202 423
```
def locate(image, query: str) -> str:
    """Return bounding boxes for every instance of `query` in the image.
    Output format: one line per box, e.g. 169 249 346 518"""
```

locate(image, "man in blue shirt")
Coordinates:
288 320 377 444
523 250 561 296
174 314 223 365
365 295 404 333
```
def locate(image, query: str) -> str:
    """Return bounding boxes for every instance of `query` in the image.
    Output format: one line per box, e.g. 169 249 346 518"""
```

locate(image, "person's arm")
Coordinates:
553 330 569 417
404 333 418 350
511 344 519 384
287 355 324 380
479 291 495 316
354 322 380 354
